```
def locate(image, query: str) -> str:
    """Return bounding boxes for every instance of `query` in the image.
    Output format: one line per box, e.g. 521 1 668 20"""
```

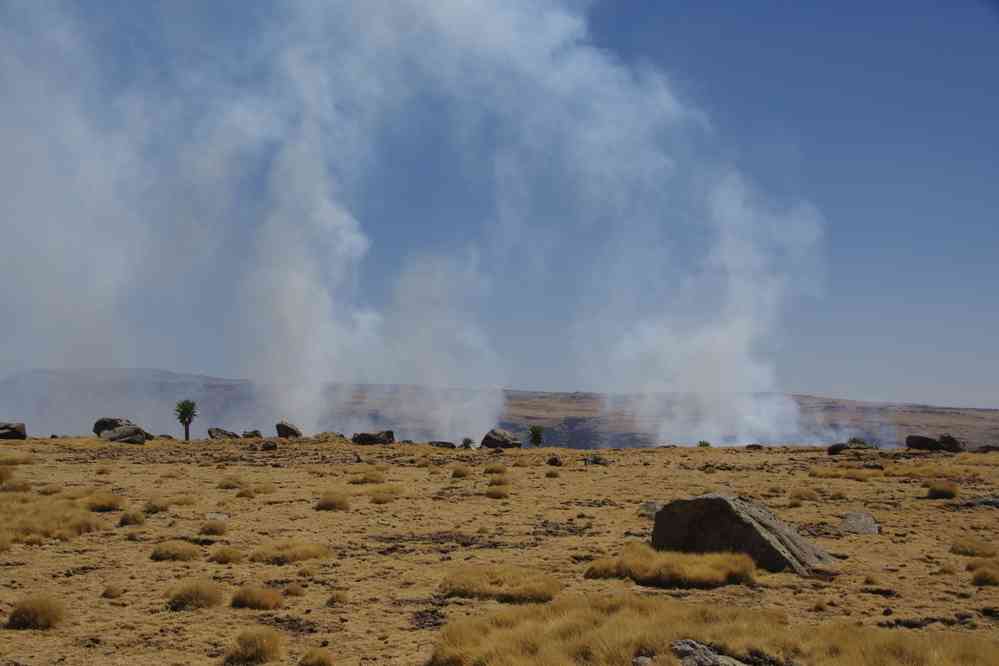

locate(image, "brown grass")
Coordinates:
809 466 881 482
488 475 511 487
209 546 245 564
315 490 350 511
349 470 386 485
199 520 227 536
218 476 244 490
117 511 146 527
440 565 561 603
427 592 999 666
150 540 201 562
299 648 334 666
950 537 996 558
0 495 101 543
143 497 171 514
545 469 560 478
485 487 510 499
284 582 305 597
326 590 348 606
85 491 124 512
584 542 755 589
167 579 225 611
364 484 403 504
0 467 12 484
231 585 283 610
5 595 66 630
789 487 818 501
250 541 329 565
967 559 999 587
235 487 256 499
0 453 33 466
224 627 284 665
101 584 125 599
926 480 959 499
484 463 507 475
451 465 471 479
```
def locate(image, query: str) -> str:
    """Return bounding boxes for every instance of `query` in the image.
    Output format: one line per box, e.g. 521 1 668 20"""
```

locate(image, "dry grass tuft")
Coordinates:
325 590 348 606
232 585 284 610
789 487 818 502
809 466 881 482
235 487 256 499
199 520 227 536
85 491 124 512
250 541 329 565
101 584 125 599
0 531 11 553
487 475 511 487
426 592 999 666
0 453 34 466
117 511 146 527
150 540 201 562
284 582 305 597
143 497 171 514
451 465 471 479
483 463 507 475
299 648 334 666
367 484 404 504
545 469 560 478
950 537 996 558
224 627 284 665
967 559 999 587
315 490 350 511
218 476 244 490
349 470 386 485
167 579 224 611
0 495 101 543
5 595 66 630
927 480 959 499
0 467 13 484
485 487 510 499
585 542 755 589
441 564 561 603
209 546 245 564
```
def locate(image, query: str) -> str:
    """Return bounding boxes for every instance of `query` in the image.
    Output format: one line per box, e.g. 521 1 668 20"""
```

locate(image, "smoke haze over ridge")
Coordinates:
1 1 826 443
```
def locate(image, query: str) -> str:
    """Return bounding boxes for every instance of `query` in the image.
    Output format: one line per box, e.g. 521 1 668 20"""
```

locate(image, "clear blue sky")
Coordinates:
1 1 997 411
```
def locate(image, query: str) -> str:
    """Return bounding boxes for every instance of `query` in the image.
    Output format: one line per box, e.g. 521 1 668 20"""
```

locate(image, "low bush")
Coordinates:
209 546 245 564
5 595 66 630
224 627 284 665
150 540 201 562
231 585 283 610
927 480 959 499
167 579 224 611
315 491 350 511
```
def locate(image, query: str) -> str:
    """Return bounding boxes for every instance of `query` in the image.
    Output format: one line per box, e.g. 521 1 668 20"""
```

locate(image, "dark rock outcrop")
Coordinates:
276 421 302 438
99 425 148 444
0 422 27 440
546 455 563 467
242 429 263 438
207 427 239 440
429 440 456 449
906 434 964 453
352 430 395 445
480 428 521 449
93 417 136 437
651 494 835 576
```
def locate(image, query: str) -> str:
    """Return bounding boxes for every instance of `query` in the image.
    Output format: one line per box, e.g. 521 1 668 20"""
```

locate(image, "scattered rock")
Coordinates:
429 441 456 449
242 430 263 438
546 455 563 467
480 428 521 449
840 512 880 535
93 417 139 437
906 434 964 453
638 500 666 519
276 421 303 438
352 431 395 445
207 427 239 440
670 640 749 666
651 494 835 576
584 453 610 465
99 425 148 444
960 496 999 510
0 422 27 440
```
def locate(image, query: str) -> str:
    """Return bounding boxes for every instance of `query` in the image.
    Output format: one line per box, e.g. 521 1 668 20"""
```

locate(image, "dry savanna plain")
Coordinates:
1 435 998 665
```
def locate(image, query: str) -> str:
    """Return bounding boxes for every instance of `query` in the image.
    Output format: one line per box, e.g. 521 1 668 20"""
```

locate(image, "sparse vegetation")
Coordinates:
927 480 959 499
209 546 245 564
950 537 996 558
584 542 755 589
5 595 66 630
199 520 227 536
231 585 283 610
367 485 403 504
150 540 201 562
117 511 146 527
483 463 506 475
451 465 470 479
167 579 224 611
224 627 283 665
485 487 510 499
441 565 561 603
315 490 350 511
250 541 329 565
299 648 334 666
85 491 124 512
349 470 386 485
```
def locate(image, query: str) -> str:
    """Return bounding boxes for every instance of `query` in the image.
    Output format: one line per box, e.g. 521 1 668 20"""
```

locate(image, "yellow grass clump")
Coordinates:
231 585 283 610
0 494 101 543
789 487 818 502
950 537 996 558
451 465 471 479
488 475 511 487
427 592 999 666
367 484 403 504
484 463 507 475
284 582 305 597
250 541 329 565
325 590 348 606
236 487 256 499
5 595 66 630
85 491 124 512
209 546 245 564
150 540 201 562
349 470 386 485
218 476 244 490
0 467 13 484
485 487 510 499
143 497 171 514
167 579 225 611
926 480 959 499
315 490 350 511
0 453 34 466
299 648 334 666
545 469 560 478
584 542 755 589
200 520 227 536
967 559 999 587
224 627 284 665
809 466 881 482
440 565 562 603
101 584 125 599
117 511 146 527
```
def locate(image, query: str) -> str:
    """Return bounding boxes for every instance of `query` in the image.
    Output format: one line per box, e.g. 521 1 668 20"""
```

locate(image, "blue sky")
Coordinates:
1 0 996 423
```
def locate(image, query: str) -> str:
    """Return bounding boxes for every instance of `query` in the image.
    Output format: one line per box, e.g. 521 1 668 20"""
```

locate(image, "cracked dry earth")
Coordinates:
1 437 998 665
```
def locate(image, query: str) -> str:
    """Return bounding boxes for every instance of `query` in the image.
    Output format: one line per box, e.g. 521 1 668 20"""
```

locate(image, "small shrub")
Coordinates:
200 520 227 536
315 491 350 511
349 471 386 485
325 590 348 606
483 464 506 475
231 585 283 610
224 627 284 665
209 546 245 564
545 470 559 478
143 497 171 514
167 579 224 611
150 540 200 562
118 511 146 527
441 565 561 603
236 488 256 499
451 465 470 479
85 492 124 512
101 584 125 599
250 541 329 565
697 440 711 448
485 487 510 499
284 582 305 597
950 537 996 558
5 595 66 630
488 475 510 487
585 542 755 589
299 648 334 666
218 476 244 490
927 481 958 499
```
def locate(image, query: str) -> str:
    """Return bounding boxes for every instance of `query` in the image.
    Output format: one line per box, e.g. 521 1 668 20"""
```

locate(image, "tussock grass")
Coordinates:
927 480 959 499
0 479 31 492
0 453 34 466
315 491 350 511
209 546 245 564
809 466 881 482
427 592 999 666
199 520 227 536
484 463 507 475
171 494 197 506
284 582 305 597
545 470 560 478
967 558 999 587
250 541 329 565
224 627 284 665
231 585 283 610
488 475 511 487
485 487 510 499
325 590 348 606
218 476 244 490
441 565 561 603
451 465 471 479
950 537 996 558
117 511 145 527
150 540 201 562
349 470 386 485
299 648 334 666
167 579 224 611
0 467 13 484
253 481 277 495
0 494 101 543
584 542 755 589
236 487 256 499
365 484 403 505
5 595 66 630
85 491 124 512
143 497 171 514
101 584 125 599
789 487 818 501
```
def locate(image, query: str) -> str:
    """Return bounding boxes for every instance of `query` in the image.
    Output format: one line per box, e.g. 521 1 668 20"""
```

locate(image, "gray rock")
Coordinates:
671 640 749 666
276 421 302 438
0 422 27 440
840 512 880 535
480 428 521 449
651 494 835 576
429 440 456 449
207 427 239 440
906 434 964 453
242 430 263 439
99 425 148 444
352 430 395 445
546 455 563 467
93 417 137 437
261 440 278 451
632 658 654 666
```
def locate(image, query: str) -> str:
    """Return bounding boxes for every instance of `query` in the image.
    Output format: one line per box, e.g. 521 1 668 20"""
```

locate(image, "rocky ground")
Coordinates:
0 437 997 665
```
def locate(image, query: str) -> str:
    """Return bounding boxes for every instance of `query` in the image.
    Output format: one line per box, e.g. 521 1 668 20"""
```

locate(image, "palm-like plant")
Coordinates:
528 425 544 447
174 399 198 442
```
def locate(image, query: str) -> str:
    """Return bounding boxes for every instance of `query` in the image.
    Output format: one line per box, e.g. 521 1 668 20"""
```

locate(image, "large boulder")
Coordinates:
242 429 263 439
275 421 302 438
0 422 27 440
480 428 521 449
207 427 239 440
906 434 964 453
351 430 395 445
670 640 749 666
93 417 137 437
99 425 148 444
651 494 835 576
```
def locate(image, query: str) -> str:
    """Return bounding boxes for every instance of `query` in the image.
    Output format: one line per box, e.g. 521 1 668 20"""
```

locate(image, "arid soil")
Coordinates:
1 437 998 665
